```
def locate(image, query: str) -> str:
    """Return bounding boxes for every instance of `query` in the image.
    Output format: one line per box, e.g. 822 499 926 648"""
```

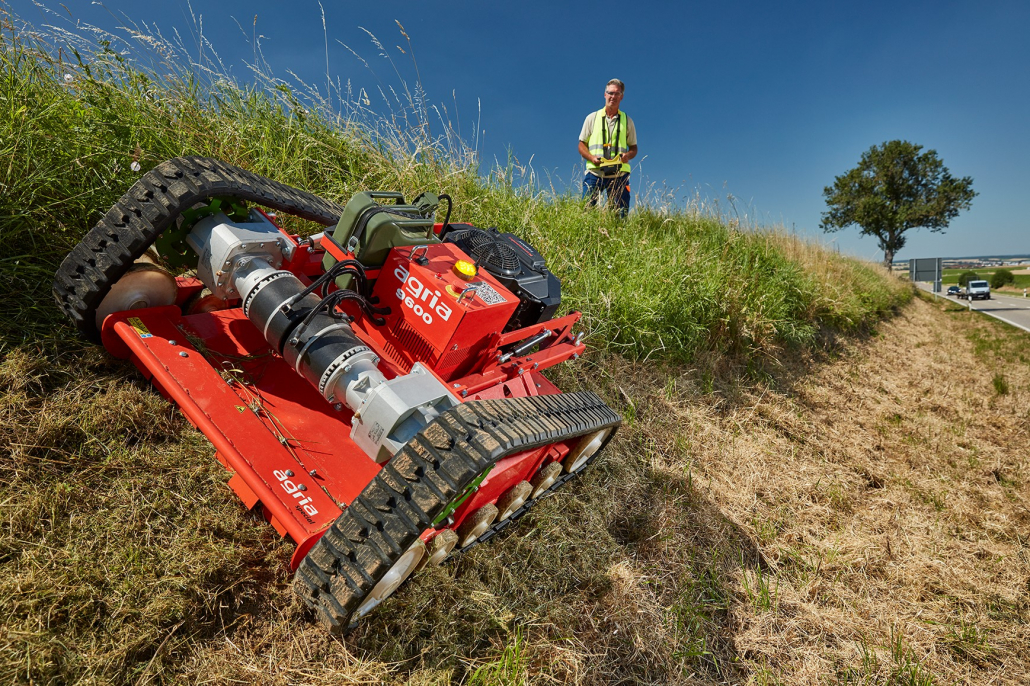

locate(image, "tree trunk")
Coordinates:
883 247 895 271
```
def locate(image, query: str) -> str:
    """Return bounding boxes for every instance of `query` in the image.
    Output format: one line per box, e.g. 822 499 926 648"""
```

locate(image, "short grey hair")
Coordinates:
606 79 625 93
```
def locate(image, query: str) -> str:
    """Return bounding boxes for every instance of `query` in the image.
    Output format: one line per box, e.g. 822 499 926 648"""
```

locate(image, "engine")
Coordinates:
442 225 562 332
365 228 564 381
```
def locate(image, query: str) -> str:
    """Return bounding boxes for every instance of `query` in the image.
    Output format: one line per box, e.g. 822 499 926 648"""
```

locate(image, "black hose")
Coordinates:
288 259 369 305
438 194 453 238
300 287 391 331
319 265 368 299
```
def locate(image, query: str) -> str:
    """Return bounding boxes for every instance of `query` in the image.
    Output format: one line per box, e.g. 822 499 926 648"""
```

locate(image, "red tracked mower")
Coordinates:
52 157 621 631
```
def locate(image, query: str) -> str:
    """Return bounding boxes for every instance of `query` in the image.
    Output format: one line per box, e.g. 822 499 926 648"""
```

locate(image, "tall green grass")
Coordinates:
0 4 910 363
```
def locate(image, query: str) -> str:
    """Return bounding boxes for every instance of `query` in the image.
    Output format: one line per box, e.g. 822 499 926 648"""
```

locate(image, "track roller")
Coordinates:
421 529 459 569
457 504 499 548
496 481 532 521
353 539 427 619
563 428 614 473
530 461 563 498
94 262 177 328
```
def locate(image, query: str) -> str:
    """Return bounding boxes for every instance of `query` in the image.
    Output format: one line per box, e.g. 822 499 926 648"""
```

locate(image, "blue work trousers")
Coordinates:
583 172 630 217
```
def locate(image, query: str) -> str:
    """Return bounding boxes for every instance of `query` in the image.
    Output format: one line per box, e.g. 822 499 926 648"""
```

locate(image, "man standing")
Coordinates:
579 79 638 216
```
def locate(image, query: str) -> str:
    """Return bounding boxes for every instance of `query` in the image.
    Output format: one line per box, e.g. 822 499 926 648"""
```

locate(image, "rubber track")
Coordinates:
292 391 621 632
449 419 617 557
53 157 346 342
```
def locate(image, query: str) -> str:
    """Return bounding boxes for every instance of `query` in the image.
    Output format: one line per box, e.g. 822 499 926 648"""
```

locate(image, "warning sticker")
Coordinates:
127 317 153 339
368 422 384 444
467 281 506 306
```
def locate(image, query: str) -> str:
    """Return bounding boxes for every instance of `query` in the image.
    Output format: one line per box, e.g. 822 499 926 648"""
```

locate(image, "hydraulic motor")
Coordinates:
187 210 457 463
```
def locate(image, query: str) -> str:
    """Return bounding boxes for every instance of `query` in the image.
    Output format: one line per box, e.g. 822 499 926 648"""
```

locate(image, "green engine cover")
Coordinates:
323 191 441 289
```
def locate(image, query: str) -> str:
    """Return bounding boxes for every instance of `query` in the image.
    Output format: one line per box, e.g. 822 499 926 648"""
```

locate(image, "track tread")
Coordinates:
292 391 621 632
53 156 346 342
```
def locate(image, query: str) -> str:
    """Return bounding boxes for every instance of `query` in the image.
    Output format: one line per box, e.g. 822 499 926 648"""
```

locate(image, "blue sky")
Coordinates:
12 0 1029 262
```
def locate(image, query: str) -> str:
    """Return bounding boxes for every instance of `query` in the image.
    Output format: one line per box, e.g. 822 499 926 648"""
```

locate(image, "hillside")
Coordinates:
0 7 905 356
10 8 1027 686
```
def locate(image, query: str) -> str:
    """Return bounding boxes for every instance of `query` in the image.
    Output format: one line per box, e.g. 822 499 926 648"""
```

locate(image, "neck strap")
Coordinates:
601 111 621 160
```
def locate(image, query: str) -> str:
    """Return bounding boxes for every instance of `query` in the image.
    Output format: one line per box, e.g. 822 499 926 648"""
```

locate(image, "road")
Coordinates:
916 283 1030 334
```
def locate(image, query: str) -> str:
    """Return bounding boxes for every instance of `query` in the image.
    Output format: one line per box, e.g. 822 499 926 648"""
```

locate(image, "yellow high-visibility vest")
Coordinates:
586 109 630 174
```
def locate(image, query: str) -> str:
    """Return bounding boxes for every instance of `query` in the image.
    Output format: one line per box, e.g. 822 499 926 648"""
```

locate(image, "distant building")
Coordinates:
894 255 1030 270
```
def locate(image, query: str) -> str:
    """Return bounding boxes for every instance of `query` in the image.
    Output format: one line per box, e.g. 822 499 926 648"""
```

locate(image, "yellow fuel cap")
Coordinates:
453 259 477 281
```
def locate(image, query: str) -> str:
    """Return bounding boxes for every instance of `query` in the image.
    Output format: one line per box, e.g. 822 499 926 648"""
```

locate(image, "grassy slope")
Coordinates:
17 9 1029 686
5 292 1029 685
0 13 906 357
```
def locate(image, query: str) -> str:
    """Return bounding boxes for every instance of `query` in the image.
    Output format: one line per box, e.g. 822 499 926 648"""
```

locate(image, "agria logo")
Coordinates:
394 264 453 325
273 469 318 519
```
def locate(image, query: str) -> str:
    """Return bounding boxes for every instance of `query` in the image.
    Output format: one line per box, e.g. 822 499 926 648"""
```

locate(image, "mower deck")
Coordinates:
100 300 571 569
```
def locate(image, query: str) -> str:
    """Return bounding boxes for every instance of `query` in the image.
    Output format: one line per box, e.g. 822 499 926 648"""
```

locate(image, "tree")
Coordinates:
820 140 977 269
958 271 979 287
990 269 1015 290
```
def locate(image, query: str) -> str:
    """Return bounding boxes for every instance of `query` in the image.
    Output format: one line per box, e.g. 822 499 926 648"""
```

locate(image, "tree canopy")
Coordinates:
820 141 977 268
958 271 980 287
990 269 1015 290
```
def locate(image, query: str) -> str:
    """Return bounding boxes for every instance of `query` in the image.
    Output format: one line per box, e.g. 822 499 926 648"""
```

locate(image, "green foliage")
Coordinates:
958 271 980 287
887 629 937 686
518 209 885 363
990 268 1015 289
821 140 977 267
0 8 907 371
940 268 1030 289
740 564 778 611
835 632 937 686
468 627 528 685
944 620 992 662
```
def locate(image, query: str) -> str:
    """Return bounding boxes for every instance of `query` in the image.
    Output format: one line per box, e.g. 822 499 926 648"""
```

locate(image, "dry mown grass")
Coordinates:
684 294 1030 684
2 295 1028 685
